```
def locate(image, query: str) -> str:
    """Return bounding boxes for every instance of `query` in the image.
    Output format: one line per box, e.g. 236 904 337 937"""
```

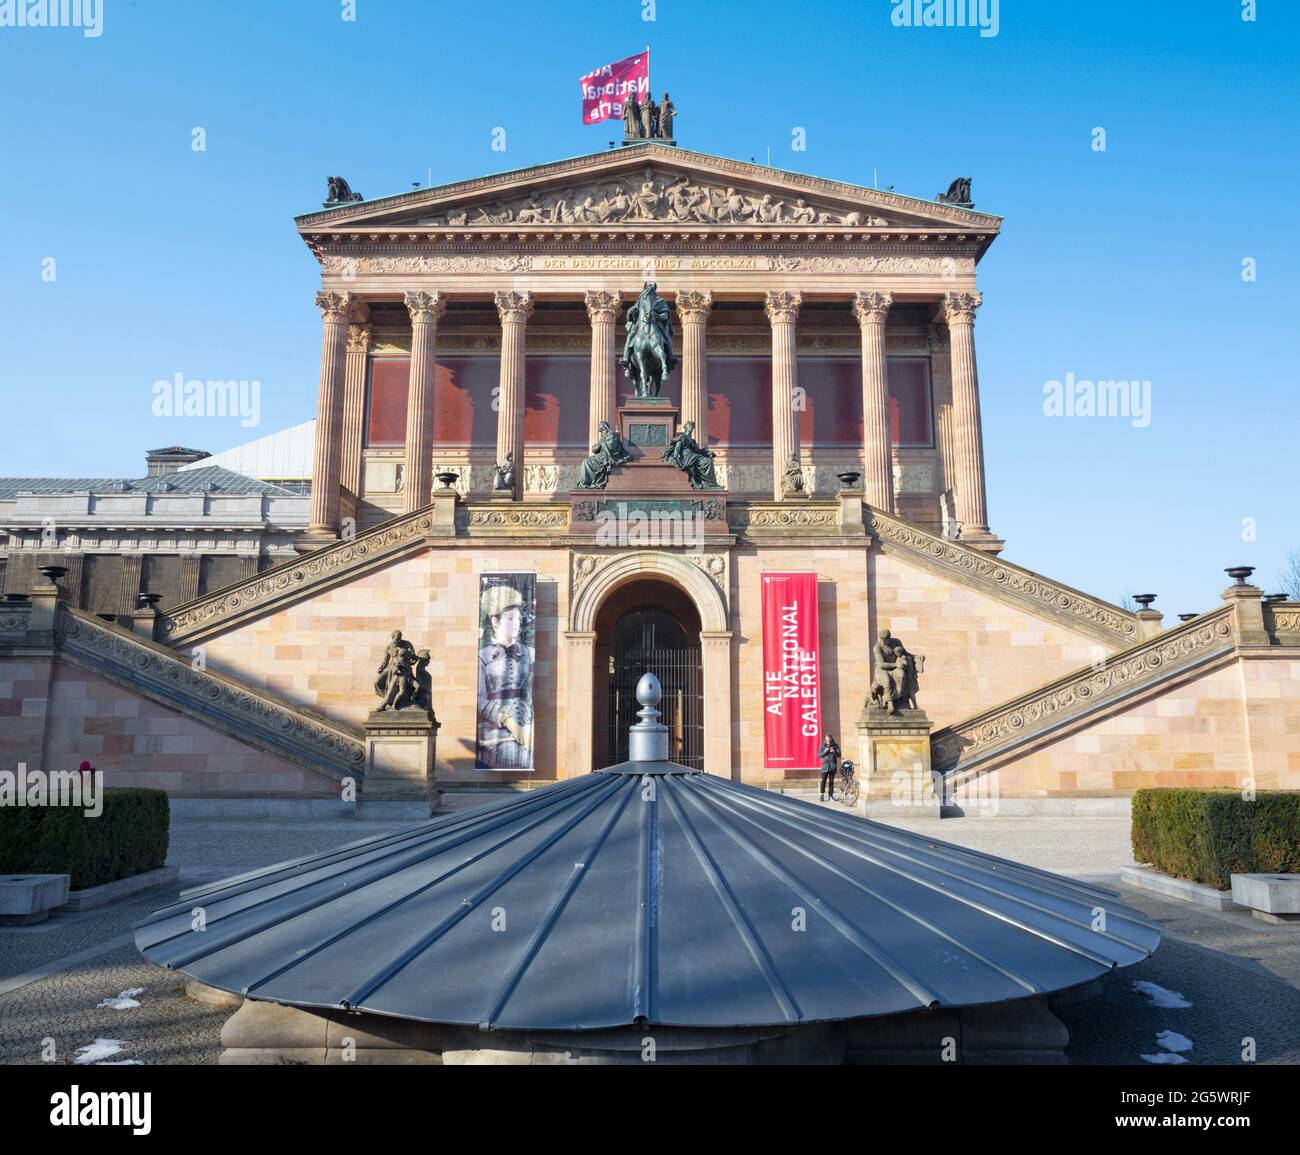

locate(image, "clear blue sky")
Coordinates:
1 0 1296 614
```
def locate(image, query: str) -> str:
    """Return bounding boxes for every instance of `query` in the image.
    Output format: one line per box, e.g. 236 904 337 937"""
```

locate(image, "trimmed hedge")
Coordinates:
1132 788 1300 890
0 788 170 890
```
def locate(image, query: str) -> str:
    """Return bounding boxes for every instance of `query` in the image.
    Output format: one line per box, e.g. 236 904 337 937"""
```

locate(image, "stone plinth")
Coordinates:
0 874 69 925
856 708 937 818
618 397 678 460
364 707 440 813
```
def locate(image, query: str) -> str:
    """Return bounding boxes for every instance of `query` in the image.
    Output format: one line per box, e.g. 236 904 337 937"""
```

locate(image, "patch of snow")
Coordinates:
1157 1029 1193 1053
1132 980 1193 1008
73 1039 126 1064
1141 1052 1189 1064
97 987 145 1010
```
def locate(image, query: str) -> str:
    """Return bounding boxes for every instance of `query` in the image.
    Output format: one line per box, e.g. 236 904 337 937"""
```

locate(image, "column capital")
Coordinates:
941 290 983 324
584 289 621 323
764 289 802 324
676 289 714 321
404 290 447 325
346 322 373 354
314 290 353 324
851 290 893 326
495 290 535 323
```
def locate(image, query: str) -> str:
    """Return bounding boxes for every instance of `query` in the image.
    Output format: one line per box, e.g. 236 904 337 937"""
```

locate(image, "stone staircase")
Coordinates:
866 506 1138 647
57 606 365 782
932 605 1237 781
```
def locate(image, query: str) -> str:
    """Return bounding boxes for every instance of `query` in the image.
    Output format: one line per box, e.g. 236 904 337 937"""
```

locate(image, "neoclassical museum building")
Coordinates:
3 141 1297 812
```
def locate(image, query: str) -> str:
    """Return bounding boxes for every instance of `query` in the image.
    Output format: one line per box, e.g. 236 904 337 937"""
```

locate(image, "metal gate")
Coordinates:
608 646 704 770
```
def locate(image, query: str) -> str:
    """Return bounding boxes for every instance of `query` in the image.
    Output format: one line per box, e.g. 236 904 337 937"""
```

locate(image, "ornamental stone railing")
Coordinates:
867 507 1138 646
58 607 365 782
160 506 437 646
932 606 1236 777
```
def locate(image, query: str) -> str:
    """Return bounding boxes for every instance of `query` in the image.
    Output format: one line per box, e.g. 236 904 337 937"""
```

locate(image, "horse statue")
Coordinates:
620 282 677 398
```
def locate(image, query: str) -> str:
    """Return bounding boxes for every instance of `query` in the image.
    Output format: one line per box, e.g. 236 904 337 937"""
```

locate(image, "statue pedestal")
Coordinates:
364 708 441 813
618 398 678 462
855 708 938 819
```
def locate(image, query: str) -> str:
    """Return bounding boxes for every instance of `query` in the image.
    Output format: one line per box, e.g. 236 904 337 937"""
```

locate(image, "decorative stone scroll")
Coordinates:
933 609 1236 774
868 508 1138 645
58 608 365 781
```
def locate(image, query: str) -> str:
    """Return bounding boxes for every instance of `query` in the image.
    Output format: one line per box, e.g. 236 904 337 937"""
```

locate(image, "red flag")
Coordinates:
579 50 649 126
761 573 823 772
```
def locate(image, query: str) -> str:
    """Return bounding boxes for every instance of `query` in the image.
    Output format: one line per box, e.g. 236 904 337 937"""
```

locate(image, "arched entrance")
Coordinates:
592 580 703 769
564 550 732 779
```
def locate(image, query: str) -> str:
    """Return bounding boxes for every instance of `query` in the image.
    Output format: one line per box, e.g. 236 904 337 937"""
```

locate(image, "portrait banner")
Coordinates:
475 572 537 770
761 572 822 771
579 50 649 125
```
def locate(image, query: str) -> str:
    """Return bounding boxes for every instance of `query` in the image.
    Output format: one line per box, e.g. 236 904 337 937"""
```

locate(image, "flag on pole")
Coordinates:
579 50 649 126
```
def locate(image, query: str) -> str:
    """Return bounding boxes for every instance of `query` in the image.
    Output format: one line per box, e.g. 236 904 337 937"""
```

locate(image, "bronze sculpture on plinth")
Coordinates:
374 630 432 712
620 282 677 398
868 628 924 714
662 420 722 489
575 421 634 489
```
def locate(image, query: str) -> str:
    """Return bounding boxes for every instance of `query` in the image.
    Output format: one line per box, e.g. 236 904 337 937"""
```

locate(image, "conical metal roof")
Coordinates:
136 771 1159 1030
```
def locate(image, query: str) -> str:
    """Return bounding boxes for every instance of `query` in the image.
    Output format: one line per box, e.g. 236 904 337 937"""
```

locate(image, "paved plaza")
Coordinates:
1 806 1296 1067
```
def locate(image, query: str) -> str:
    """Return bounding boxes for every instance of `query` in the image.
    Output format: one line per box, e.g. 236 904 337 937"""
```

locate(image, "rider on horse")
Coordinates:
620 282 678 398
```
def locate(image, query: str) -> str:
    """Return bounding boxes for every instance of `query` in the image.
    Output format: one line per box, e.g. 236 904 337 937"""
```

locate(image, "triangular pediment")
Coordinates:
297 143 999 234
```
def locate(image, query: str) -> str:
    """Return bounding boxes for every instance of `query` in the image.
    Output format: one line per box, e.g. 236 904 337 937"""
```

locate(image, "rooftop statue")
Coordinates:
325 175 364 206
936 176 973 207
620 281 677 398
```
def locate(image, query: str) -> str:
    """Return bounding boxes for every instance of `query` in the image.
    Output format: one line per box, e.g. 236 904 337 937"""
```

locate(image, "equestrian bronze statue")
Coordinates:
620 282 677 399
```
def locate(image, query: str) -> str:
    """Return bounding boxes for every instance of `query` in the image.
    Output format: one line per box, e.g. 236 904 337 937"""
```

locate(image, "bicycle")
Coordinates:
837 759 859 807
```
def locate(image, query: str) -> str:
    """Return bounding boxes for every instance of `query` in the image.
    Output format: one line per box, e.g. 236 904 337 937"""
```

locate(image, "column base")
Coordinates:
296 529 341 554
957 529 1004 555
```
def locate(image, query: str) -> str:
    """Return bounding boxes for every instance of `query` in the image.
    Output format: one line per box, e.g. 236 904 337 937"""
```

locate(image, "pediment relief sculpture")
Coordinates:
416 167 888 228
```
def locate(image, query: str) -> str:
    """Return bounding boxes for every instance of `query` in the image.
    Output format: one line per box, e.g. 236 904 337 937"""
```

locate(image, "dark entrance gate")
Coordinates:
606 608 703 770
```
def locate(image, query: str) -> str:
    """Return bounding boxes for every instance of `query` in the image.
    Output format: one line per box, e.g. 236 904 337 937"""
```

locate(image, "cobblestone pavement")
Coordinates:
1 812 1295 1065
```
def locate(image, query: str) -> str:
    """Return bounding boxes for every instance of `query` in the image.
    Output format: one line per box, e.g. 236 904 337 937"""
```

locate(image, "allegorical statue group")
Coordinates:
373 630 432 712
868 629 924 714
623 90 676 140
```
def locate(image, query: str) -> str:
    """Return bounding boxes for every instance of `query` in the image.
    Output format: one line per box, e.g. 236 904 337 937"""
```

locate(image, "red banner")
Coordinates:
579 50 649 126
761 572 822 771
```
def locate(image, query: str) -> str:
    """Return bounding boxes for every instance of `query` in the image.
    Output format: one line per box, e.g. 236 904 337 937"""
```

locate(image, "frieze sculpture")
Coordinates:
324 176 364 206
936 177 973 207
493 452 515 492
868 628 925 714
418 166 886 227
374 630 433 713
662 420 722 489
621 282 677 398
783 453 806 495
575 421 634 489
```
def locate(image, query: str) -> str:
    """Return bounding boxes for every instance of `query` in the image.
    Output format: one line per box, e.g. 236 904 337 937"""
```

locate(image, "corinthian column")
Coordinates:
764 290 802 500
494 291 534 500
340 301 371 507
942 291 994 542
585 290 620 445
402 291 447 514
307 290 352 542
852 291 894 512
676 290 713 441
